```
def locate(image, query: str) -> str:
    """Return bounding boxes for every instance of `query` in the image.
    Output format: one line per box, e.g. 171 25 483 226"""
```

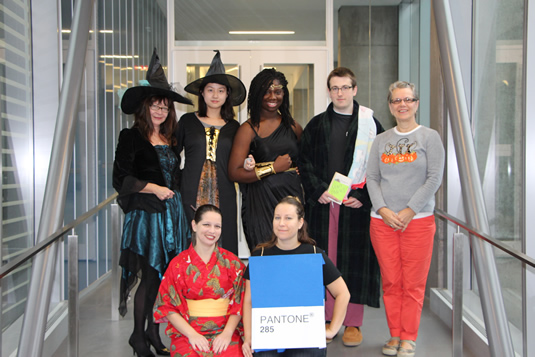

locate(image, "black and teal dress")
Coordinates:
113 127 190 317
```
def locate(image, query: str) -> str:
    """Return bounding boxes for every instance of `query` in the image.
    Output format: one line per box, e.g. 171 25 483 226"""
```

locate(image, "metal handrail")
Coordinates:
19 0 98 355
435 208 535 268
434 0 515 355
0 193 120 357
0 192 118 280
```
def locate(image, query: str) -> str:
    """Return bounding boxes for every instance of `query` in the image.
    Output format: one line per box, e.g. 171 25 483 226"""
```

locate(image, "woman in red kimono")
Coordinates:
154 204 245 356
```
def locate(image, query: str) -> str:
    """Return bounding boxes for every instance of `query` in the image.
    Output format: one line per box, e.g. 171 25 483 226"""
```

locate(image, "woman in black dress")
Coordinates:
114 49 192 357
228 69 304 253
177 50 246 255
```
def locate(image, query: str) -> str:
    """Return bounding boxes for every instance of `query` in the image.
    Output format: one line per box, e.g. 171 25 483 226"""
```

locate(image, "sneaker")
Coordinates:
382 337 400 356
342 326 363 347
397 340 416 357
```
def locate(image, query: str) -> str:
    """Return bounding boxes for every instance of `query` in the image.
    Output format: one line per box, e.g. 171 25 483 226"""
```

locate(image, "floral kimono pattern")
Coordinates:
154 245 245 356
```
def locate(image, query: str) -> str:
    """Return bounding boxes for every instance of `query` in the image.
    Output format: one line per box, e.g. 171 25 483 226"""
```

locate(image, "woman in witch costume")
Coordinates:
177 50 246 255
113 48 192 357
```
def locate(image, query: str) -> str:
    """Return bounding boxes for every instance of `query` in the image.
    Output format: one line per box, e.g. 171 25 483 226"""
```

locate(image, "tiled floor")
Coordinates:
52 276 477 357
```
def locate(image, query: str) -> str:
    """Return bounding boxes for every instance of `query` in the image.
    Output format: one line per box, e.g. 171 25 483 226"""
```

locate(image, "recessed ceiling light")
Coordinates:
229 31 295 35
62 29 114 34
99 55 140 59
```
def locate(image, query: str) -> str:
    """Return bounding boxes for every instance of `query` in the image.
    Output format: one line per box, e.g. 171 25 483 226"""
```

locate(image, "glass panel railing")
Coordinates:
471 0 526 354
434 209 534 356
0 0 34 335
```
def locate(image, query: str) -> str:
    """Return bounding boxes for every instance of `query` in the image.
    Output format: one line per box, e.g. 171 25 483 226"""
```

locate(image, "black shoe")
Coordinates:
128 335 155 357
146 333 171 356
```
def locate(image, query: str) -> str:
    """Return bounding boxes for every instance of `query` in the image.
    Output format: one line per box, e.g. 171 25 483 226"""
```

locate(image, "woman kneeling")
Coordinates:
154 205 245 356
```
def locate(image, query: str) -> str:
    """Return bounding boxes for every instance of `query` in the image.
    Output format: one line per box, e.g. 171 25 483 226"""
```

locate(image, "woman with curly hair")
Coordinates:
228 68 304 252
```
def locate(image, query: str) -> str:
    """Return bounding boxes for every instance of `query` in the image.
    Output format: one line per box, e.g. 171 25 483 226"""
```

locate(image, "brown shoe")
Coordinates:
342 326 363 347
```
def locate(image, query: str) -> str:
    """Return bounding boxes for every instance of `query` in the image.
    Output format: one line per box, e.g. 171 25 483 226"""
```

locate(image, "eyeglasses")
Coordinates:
329 85 353 93
150 104 170 113
390 97 418 105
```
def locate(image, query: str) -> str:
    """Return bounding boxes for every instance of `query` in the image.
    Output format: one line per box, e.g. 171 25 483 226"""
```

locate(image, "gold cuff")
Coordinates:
254 161 275 180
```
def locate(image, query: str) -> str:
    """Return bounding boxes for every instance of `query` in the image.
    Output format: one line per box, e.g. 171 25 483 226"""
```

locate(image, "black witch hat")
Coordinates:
184 50 246 106
120 48 192 114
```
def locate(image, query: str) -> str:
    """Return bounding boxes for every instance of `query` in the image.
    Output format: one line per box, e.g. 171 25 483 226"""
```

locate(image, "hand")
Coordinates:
318 191 336 204
243 155 256 171
153 185 175 201
212 331 232 354
273 154 292 173
343 197 363 208
377 207 403 231
397 207 416 232
187 332 210 353
325 325 338 340
242 339 254 357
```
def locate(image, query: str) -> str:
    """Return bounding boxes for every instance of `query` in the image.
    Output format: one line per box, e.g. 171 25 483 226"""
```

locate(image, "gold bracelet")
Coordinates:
270 162 276 175
254 161 275 180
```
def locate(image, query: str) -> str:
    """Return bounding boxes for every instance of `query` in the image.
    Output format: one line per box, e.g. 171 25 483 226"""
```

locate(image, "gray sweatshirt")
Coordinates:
366 125 445 218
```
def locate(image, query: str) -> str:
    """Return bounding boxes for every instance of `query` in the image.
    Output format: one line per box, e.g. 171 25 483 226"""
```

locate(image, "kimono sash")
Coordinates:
186 298 229 317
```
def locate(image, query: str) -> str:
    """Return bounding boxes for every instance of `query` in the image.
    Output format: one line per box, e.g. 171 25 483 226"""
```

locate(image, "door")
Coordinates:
171 49 329 122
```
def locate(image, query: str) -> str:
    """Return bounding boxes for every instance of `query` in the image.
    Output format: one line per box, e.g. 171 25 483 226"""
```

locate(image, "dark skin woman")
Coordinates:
228 69 304 252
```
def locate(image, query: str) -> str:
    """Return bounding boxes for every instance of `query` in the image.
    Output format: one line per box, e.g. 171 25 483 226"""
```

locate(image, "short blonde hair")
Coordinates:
387 81 418 103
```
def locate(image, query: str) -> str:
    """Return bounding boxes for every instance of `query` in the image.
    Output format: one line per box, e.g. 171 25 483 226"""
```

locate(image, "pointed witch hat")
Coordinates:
120 48 192 114
184 50 246 106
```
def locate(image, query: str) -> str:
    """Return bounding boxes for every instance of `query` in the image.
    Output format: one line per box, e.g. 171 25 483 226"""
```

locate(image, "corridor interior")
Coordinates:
51 273 477 357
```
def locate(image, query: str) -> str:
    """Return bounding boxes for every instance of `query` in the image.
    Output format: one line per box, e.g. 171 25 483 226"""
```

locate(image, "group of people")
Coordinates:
113 48 445 357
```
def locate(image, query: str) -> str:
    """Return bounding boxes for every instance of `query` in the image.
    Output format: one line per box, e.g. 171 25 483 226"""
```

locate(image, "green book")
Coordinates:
327 172 351 205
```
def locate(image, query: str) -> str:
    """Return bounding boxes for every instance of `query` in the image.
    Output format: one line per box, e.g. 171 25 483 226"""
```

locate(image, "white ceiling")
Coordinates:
174 0 403 42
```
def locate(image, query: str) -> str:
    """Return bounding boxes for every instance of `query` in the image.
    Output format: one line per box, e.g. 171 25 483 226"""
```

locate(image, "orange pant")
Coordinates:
370 216 435 341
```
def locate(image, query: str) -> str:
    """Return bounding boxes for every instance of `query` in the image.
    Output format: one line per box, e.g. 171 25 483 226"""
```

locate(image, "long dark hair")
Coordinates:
256 196 316 250
133 95 177 145
192 204 222 246
197 82 235 122
247 68 294 128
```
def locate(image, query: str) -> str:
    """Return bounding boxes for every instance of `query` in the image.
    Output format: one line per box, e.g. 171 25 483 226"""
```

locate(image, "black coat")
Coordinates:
175 113 240 254
113 127 181 214
299 101 383 307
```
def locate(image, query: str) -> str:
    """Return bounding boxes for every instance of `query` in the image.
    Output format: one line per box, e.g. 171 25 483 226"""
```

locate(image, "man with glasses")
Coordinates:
299 67 384 348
